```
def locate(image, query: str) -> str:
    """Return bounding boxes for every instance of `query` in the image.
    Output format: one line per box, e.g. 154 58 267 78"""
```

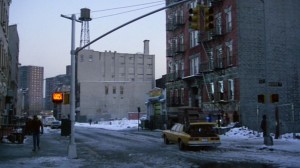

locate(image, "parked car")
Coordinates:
139 114 147 120
50 120 61 129
162 122 221 150
43 116 56 127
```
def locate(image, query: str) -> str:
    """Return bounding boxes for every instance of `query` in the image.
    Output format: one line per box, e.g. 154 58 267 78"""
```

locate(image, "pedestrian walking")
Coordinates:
30 115 44 151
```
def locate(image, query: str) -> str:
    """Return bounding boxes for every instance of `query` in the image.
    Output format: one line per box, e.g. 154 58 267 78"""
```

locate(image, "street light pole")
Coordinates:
60 0 191 159
61 13 81 159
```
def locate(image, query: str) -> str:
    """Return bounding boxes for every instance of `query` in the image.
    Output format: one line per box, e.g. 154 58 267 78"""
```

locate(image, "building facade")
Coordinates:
77 40 155 121
0 0 11 125
165 0 300 133
7 25 19 121
18 66 44 116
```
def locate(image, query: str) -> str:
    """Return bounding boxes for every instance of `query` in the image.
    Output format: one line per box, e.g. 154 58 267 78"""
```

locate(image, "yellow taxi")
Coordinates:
162 122 221 150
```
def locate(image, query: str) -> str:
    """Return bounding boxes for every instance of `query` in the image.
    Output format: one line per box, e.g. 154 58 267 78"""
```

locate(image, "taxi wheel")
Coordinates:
178 140 185 150
164 135 170 144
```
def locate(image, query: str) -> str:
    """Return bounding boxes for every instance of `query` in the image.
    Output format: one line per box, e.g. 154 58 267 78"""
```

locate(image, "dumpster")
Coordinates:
61 119 71 136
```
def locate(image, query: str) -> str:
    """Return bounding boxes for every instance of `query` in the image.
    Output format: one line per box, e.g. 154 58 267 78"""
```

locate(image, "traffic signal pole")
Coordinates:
60 14 82 159
61 0 192 159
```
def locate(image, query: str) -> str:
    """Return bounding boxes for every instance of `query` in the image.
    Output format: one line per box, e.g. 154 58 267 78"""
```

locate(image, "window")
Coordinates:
210 82 214 101
225 7 232 32
189 0 197 8
208 48 214 70
190 57 199 75
120 86 124 95
179 34 184 52
175 62 179 78
226 40 233 65
180 60 184 78
169 90 173 105
89 55 93 62
218 81 224 100
105 86 108 95
190 31 199 48
113 86 116 94
171 124 178 131
228 79 234 100
174 37 178 52
216 46 223 68
80 55 84 62
180 88 185 105
175 89 179 104
215 13 222 35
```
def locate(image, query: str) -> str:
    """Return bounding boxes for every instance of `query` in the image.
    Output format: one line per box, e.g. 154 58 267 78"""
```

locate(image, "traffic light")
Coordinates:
257 94 265 104
52 92 63 104
189 5 200 30
204 7 214 31
270 94 279 103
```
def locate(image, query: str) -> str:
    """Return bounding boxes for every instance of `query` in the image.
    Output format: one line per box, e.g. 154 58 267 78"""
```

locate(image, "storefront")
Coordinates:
145 88 166 130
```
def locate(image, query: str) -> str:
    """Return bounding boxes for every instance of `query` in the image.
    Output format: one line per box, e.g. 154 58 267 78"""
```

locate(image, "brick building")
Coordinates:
165 0 300 133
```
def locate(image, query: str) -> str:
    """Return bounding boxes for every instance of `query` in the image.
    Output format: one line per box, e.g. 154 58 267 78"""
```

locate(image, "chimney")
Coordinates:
144 40 149 55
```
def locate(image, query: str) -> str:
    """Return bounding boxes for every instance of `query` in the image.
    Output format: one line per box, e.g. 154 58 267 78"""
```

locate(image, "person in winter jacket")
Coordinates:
30 115 44 151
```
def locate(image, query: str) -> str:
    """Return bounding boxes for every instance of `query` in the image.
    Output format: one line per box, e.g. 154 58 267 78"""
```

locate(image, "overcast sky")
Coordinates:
9 0 166 79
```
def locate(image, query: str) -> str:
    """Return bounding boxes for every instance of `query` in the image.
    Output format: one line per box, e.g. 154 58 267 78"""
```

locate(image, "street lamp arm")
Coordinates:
60 14 82 23
75 0 192 54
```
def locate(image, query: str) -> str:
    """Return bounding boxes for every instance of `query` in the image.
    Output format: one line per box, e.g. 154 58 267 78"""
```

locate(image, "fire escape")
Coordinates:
197 0 231 115
186 0 231 114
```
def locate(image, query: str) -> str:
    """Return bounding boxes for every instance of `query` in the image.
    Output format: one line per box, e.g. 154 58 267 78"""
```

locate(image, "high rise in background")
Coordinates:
18 66 44 116
165 0 300 133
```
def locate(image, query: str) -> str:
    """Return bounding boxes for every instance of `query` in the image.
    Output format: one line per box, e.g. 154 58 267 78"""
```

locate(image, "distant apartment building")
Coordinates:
0 0 12 125
18 66 44 116
77 40 155 121
165 0 300 133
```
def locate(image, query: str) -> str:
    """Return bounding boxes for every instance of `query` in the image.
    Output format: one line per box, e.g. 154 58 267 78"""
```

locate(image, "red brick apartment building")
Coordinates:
165 0 300 134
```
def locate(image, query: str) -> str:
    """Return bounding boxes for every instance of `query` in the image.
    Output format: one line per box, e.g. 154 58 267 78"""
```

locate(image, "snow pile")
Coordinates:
224 126 262 139
75 118 139 130
223 126 300 141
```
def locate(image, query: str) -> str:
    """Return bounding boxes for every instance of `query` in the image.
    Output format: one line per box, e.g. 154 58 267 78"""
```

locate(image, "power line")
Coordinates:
93 3 165 20
66 1 164 16
91 1 165 13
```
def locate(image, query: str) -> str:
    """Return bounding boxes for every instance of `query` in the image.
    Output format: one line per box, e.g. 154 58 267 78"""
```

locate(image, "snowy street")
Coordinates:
74 125 300 168
0 120 299 168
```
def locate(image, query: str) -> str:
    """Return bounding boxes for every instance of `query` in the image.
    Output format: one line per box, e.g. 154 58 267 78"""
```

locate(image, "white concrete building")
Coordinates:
77 40 155 121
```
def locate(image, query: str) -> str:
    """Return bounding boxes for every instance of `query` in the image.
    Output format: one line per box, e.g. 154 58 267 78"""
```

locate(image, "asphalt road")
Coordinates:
75 127 276 168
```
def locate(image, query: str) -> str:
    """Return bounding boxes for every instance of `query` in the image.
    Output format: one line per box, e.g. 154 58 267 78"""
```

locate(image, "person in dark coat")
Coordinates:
30 115 44 151
260 115 267 137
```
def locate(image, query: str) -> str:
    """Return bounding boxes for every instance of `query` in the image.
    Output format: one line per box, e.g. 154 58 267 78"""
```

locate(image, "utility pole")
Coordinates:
60 0 192 159
60 14 81 159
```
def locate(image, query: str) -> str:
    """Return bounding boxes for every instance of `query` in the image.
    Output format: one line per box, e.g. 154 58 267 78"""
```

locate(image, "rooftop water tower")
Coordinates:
79 8 92 49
